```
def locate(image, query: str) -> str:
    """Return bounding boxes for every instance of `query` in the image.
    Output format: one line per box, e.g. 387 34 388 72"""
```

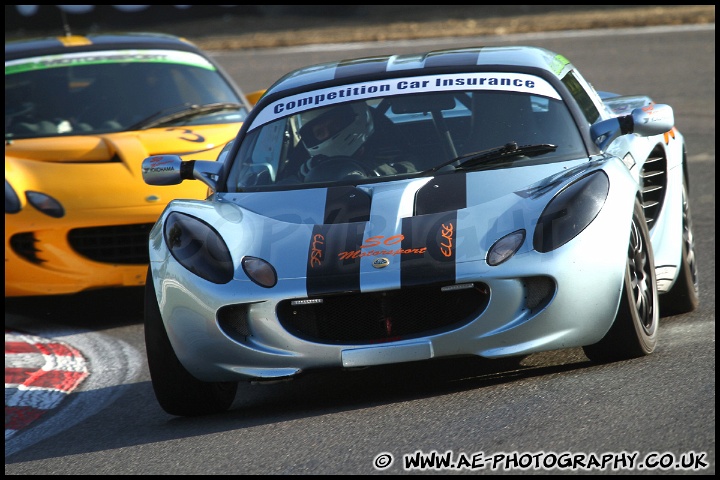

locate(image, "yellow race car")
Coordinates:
5 33 255 297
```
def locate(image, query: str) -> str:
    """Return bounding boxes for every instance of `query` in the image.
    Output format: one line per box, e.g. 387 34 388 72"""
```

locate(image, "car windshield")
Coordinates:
225 73 588 192
5 49 248 139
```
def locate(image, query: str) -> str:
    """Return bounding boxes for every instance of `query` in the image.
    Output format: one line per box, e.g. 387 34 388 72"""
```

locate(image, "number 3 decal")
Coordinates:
167 128 205 143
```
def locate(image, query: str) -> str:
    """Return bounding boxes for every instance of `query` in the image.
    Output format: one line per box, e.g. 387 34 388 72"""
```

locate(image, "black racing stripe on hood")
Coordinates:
424 51 482 68
334 58 390 79
400 211 457 287
324 186 371 224
415 173 467 215
306 222 364 296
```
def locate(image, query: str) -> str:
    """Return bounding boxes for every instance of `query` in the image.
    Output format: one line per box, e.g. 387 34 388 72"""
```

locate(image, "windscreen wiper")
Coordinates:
129 102 244 130
422 142 557 174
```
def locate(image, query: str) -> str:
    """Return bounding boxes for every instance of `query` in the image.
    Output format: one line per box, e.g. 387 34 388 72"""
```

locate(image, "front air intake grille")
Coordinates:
68 223 154 264
9 232 43 264
277 283 490 345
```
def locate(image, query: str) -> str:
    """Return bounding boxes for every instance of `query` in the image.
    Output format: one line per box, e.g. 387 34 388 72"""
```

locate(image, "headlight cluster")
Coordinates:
164 212 234 284
533 171 609 253
164 212 279 287
26 191 65 218
5 180 21 214
487 229 526 266
5 180 65 217
242 256 277 288
486 172 609 265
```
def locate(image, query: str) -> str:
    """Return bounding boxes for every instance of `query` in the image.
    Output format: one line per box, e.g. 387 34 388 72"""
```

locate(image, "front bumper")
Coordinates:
5 207 161 297
151 205 630 382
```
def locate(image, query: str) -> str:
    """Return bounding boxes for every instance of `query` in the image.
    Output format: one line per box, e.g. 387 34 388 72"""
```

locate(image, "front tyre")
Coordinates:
144 268 237 416
583 198 659 362
659 178 699 315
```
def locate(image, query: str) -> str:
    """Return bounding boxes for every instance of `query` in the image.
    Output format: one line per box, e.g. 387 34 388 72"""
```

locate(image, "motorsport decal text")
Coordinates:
309 233 428 266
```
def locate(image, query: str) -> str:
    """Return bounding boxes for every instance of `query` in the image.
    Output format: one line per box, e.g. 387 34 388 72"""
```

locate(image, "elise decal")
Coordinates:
309 233 324 268
440 223 454 257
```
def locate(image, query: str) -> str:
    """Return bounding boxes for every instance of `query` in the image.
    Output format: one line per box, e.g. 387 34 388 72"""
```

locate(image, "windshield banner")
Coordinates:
251 72 560 130
5 49 216 75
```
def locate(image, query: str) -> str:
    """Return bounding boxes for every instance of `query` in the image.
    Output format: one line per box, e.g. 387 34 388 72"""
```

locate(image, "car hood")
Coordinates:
177 159 600 288
6 126 238 163
5 124 240 211
220 160 593 226
173 159 602 292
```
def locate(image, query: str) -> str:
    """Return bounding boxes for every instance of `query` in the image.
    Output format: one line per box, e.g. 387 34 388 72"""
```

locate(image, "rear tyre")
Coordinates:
583 199 659 362
659 178 699 315
144 268 237 416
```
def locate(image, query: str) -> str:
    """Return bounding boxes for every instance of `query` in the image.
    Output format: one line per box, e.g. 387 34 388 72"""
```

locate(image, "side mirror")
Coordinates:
142 155 222 190
631 103 674 136
590 103 674 151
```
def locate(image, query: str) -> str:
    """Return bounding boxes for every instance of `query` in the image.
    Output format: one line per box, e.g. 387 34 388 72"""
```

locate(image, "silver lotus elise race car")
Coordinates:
142 46 698 416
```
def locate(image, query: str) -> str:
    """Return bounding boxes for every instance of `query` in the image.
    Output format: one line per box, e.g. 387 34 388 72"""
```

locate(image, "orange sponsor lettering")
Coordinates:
440 222 454 257
309 233 324 268
361 235 404 248
337 247 426 260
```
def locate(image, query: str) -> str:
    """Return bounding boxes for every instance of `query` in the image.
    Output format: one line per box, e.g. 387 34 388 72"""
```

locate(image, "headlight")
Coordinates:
533 171 609 253
5 179 21 214
164 212 233 284
26 191 65 218
487 229 525 266
242 256 277 288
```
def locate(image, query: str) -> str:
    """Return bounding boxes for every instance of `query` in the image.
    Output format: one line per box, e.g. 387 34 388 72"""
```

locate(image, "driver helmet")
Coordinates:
297 102 374 158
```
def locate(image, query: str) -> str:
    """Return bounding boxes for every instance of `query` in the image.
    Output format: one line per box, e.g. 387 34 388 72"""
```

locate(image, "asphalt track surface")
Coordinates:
4 4 715 456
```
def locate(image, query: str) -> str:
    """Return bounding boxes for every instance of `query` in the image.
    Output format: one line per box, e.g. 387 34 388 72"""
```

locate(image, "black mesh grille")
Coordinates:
277 283 489 345
67 223 154 264
217 304 252 342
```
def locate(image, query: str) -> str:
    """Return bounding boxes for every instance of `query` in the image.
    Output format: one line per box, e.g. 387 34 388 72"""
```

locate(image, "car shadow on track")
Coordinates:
4 287 145 331
7 348 601 463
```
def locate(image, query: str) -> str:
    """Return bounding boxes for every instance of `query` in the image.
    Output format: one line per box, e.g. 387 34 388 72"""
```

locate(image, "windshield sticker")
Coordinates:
250 72 560 130
5 49 216 75
549 54 571 76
